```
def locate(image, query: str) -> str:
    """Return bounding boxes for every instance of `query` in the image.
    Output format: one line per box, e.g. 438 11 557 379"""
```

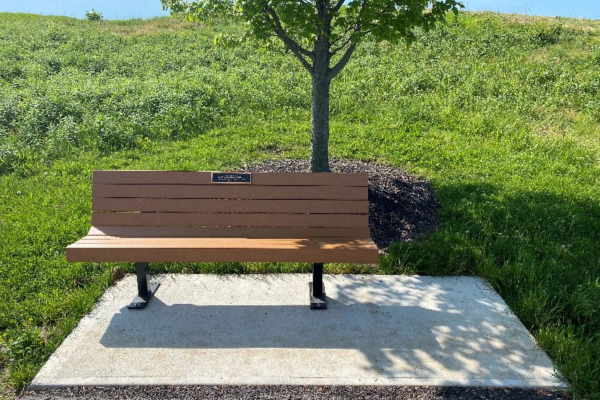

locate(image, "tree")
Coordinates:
161 0 462 172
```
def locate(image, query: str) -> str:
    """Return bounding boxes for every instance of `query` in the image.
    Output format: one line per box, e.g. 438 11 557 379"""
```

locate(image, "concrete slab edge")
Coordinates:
29 378 570 390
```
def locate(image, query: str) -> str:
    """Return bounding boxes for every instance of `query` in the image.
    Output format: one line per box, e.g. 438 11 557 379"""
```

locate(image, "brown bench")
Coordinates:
66 171 379 309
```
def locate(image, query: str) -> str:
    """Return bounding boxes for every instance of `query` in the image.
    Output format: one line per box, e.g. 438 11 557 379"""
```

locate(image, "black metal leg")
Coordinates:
136 262 151 298
313 263 323 297
127 262 160 310
310 263 327 309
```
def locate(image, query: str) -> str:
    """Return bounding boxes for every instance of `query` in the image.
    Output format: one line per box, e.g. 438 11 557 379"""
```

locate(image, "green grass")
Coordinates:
1 10 599 398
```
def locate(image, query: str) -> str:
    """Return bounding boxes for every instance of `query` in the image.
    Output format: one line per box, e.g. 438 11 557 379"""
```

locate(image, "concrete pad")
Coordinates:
31 274 567 389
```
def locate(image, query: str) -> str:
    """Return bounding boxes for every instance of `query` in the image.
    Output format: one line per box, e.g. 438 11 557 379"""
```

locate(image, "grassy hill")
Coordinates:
1 11 599 398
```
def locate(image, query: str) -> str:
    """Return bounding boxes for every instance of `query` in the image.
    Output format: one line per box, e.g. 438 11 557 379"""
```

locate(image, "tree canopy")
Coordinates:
162 0 462 77
161 0 463 171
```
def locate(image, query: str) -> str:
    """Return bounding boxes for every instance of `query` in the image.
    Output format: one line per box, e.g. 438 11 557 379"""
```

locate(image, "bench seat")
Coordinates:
67 226 378 263
68 236 377 263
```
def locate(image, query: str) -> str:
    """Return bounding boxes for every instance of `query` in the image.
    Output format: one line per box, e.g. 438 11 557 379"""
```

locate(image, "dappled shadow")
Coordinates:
98 276 557 383
391 181 600 333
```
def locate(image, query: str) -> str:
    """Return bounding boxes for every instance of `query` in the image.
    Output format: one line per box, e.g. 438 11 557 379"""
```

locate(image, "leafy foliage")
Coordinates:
84 9 103 21
161 0 462 44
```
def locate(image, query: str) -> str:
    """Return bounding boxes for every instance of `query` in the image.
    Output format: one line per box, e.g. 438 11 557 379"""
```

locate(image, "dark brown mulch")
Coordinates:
242 159 439 252
19 385 571 400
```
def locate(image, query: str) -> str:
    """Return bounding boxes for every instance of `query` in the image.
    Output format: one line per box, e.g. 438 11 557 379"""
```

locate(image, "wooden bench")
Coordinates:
66 171 379 309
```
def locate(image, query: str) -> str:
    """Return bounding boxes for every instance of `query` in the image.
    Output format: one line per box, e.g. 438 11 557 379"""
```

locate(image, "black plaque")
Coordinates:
211 172 252 184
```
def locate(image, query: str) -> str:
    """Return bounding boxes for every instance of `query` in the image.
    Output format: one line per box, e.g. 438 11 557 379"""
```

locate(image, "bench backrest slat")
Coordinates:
93 198 368 214
91 171 370 235
92 213 368 228
93 184 365 200
88 226 372 239
93 170 367 187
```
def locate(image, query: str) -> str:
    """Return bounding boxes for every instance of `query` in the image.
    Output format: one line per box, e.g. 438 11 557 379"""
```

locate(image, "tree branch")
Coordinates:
358 0 370 23
328 0 370 78
330 25 353 47
330 34 353 55
263 4 315 73
329 42 356 80
332 0 345 12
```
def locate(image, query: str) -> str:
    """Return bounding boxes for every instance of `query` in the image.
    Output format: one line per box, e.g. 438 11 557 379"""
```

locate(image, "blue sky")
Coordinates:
0 0 170 20
0 0 599 20
463 0 600 19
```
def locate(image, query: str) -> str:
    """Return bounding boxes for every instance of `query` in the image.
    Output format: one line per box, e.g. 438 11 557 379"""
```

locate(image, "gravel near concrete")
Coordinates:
242 159 439 252
20 385 570 400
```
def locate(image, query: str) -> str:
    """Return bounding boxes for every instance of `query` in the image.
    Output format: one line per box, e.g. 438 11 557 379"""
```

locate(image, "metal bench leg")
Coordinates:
310 263 327 309
127 262 160 310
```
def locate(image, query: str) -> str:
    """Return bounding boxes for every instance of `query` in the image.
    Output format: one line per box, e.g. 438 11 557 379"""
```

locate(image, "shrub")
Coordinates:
84 9 103 21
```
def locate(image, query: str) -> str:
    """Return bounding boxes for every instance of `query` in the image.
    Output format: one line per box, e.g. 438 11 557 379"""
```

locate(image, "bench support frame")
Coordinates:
127 262 160 310
127 262 326 310
310 263 327 309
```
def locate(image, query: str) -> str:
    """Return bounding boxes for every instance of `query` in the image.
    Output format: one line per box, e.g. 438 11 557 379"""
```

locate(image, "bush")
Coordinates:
84 9 103 21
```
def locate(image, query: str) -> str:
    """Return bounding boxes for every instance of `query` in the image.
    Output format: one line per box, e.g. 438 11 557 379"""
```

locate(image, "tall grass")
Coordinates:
0 11 599 398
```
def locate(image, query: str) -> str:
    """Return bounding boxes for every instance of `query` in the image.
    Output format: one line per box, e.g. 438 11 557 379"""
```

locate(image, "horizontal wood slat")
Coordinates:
93 198 368 214
67 245 379 264
87 226 372 238
93 184 366 201
72 237 376 249
91 213 368 228
94 171 368 187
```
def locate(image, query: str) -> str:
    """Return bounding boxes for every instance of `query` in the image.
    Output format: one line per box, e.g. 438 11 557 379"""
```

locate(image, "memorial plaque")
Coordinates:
211 172 252 184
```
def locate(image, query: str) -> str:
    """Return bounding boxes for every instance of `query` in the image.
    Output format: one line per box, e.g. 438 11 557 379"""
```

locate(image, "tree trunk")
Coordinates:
310 73 330 172
310 31 331 173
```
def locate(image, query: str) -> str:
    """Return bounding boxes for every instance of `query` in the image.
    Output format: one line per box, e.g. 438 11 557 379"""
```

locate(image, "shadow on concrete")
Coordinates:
98 276 542 382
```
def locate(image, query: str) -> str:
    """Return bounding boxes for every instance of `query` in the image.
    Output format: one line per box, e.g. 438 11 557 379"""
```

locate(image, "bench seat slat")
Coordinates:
93 198 369 214
67 238 379 264
93 184 366 200
94 171 369 187
71 237 375 248
67 248 378 263
91 212 368 228
86 226 372 238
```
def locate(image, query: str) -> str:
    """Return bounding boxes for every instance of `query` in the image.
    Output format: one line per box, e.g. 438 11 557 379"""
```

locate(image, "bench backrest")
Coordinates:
91 171 371 239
